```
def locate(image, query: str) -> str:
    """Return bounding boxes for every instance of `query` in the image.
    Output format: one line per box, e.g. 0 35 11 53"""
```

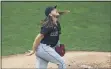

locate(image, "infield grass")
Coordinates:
2 2 111 56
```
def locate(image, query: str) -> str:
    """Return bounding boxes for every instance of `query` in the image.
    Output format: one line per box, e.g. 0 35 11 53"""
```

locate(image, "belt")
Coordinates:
46 44 56 47
41 43 55 47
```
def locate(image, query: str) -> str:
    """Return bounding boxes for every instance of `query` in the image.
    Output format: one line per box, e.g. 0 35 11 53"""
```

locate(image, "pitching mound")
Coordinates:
2 51 111 69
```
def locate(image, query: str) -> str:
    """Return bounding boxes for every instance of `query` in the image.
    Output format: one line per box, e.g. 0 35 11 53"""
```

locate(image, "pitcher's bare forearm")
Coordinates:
59 10 70 15
58 11 65 15
32 34 44 52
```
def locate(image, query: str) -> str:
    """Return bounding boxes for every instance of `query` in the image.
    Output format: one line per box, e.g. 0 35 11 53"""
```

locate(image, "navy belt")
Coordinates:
41 43 56 47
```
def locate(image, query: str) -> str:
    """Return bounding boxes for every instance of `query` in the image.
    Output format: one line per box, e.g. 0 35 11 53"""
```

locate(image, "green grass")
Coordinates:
2 2 111 56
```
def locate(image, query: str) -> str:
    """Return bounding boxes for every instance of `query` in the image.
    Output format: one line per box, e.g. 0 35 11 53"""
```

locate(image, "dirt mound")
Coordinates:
2 51 111 69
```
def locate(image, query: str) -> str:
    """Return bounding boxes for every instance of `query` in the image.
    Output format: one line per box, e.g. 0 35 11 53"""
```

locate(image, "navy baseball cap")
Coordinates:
45 5 57 16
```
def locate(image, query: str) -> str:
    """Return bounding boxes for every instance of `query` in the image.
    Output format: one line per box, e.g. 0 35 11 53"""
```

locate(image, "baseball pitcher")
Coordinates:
27 5 70 69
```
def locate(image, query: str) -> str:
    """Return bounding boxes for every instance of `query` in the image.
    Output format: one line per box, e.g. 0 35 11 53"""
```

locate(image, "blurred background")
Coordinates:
2 2 111 56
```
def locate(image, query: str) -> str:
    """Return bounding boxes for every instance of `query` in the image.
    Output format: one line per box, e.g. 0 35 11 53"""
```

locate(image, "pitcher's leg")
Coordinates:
36 56 48 69
41 45 66 69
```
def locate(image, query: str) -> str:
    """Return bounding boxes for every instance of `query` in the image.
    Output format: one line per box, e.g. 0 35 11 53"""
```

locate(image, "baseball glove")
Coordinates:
55 44 65 57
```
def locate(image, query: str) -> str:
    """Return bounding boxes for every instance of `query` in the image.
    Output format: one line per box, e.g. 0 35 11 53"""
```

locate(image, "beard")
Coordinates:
56 15 60 18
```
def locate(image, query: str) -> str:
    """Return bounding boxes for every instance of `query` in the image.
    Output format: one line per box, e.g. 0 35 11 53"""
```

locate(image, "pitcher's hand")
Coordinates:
65 10 70 13
26 50 35 56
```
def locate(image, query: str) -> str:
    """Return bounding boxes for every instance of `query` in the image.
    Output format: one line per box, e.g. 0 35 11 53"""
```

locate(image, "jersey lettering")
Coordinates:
50 31 58 36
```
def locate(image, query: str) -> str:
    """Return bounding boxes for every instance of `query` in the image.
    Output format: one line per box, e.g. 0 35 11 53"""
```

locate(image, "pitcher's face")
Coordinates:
50 9 60 17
